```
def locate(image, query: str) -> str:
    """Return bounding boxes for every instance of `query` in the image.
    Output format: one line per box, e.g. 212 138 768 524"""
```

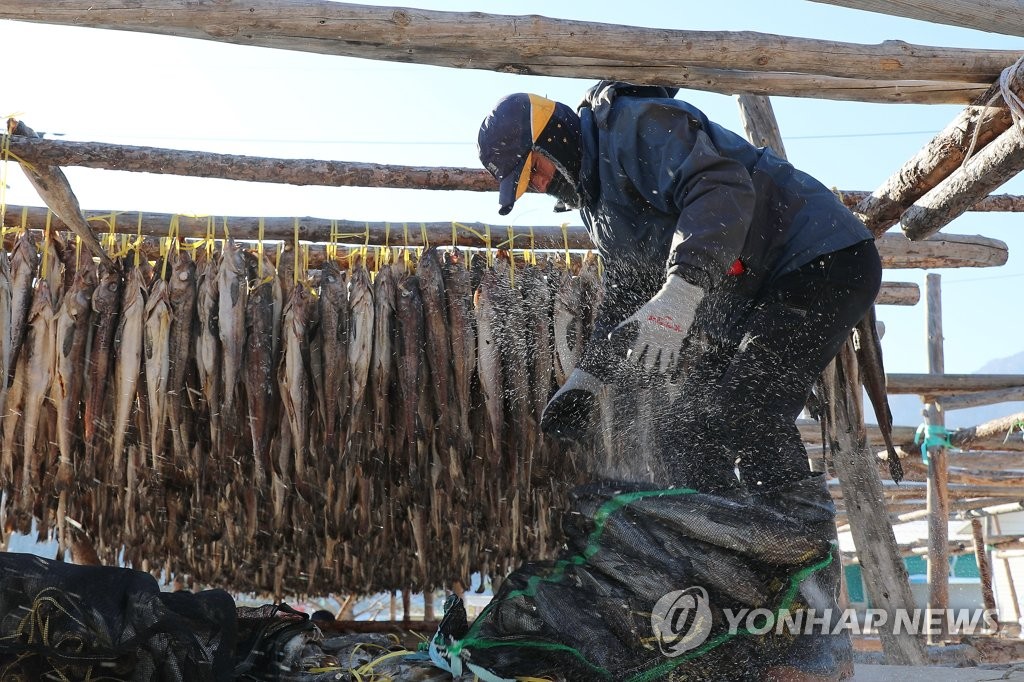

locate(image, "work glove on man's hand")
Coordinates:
540 340 622 443
610 274 705 374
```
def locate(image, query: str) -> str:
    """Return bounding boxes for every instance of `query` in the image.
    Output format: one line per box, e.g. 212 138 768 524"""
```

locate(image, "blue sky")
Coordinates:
2 0 1022 380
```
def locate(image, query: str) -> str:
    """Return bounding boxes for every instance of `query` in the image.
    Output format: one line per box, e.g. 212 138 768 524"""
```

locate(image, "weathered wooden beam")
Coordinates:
901 121 1024 240
851 81 1015 236
799 420 1024 452
1 135 497 192
924 274 950 641
736 95 787 158
876 282 920 306
942 387 1024 411
840 189 1024 214
0 205 1007 271
827 344 927 664
886 374 1024 395
876 232 1007 269
8 134 1024 222
0 1 1004 104
950 411 1024 449
808 0 1024 39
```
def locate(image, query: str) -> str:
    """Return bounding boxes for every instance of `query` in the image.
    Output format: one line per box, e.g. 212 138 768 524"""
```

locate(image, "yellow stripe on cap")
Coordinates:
528 93 556 142
514 150 533 201
512 95 556 202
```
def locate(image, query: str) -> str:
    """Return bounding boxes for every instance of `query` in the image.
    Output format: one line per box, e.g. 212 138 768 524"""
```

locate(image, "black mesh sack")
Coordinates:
0 553 237 681
427 482 834 681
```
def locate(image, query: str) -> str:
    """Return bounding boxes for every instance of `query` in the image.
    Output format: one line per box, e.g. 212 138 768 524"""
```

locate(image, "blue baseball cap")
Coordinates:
478 93 574 216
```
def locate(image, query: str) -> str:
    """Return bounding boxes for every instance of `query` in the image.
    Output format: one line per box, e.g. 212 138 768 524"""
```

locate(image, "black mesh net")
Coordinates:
428 481 836 681
0 553 237 681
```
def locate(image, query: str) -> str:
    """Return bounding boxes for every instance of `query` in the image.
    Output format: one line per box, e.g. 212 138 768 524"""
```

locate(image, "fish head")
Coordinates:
93 267 122 312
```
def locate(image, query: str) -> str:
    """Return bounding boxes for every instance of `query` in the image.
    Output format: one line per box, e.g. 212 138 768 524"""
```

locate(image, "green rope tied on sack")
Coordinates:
914 423 958 464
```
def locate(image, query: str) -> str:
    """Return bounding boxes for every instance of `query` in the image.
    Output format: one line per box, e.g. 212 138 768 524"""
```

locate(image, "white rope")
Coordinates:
963 54 1024 164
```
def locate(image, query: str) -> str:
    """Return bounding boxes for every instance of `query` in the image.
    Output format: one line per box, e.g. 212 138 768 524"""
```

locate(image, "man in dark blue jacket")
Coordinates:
478 82 877 680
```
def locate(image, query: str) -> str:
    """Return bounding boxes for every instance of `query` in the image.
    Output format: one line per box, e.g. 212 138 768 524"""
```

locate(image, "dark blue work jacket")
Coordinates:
576 82 871 334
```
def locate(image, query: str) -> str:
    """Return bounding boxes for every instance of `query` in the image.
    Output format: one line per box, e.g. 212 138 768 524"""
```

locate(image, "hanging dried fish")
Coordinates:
167 250 197 476
318 261 349 460
417 247 455 442
0 250 12 418
110 265 145 483
144 272 171 471
53 264 96 491
347 260 374 447
218 237 248 424
83 263 121 476
244 256 278 489
194 251 221 451
19 279 57 502
396 272 425 494
474 267 505 471
6 230 38 391
370 264 396 462
278 281 315 496
552 265 585 385
7 119 113 268
441 249 476 448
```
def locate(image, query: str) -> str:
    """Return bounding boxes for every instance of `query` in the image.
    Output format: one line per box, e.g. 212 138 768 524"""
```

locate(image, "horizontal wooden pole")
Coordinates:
885 374 1024 395
852 81 1016 236
0 204 1008 271
7 136 1024 220
941 387 1024 412
840 189 1024 214
875 281 920 306
799 420 1024 452
809 0 1024 39
2 135 497 192
0 2 1006 103
901 122 1024 240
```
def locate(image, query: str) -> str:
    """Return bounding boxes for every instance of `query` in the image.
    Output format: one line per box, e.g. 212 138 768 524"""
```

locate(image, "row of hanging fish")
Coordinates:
0 227 631 597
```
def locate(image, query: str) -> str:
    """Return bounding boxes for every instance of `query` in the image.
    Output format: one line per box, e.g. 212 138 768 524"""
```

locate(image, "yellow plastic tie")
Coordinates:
485 224 493 266
529 226 537 266
74 234 82 269
363 221 370 263
420 222 429 250
328 219 337 263
403 222 411 269
162 215 178 280
560 222 571 268
134 213 143 267
258 217 266 279
20 205 28 235
293 217 300 286
40 210 51 279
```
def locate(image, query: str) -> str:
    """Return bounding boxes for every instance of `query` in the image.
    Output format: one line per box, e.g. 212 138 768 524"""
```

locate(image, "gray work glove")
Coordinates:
541 339 625 443
540 369 604 443
610 274 704 374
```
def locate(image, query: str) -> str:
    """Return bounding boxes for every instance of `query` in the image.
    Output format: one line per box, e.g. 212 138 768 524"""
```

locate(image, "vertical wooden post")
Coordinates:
971 518 999 630
402 588 412 623
925 273 950 642
993 516 1022 624
389 590 397 621
424 590 435 621
829 344 927 665
737 95 788 159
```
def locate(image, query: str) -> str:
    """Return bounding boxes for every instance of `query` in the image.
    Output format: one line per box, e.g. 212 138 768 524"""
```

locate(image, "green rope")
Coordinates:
446 486 834 681
914 423 958 464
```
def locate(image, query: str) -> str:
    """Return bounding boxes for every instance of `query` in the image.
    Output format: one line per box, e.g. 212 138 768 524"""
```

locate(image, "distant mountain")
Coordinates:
865 350 1024 429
